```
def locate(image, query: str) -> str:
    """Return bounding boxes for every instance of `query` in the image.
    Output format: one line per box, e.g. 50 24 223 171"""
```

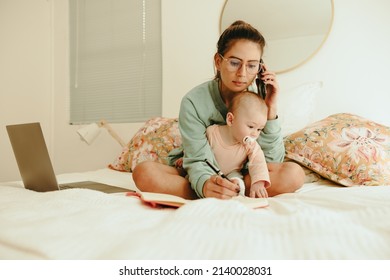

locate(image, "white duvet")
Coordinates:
1 168 390 260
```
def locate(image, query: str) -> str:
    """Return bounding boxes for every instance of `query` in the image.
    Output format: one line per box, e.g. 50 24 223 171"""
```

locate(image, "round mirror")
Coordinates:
220 0 334 74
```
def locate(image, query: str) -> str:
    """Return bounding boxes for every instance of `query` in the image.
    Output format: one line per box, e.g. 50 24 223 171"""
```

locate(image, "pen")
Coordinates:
204 159 231 181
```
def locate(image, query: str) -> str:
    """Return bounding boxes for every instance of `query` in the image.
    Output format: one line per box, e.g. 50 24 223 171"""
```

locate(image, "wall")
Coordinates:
1 0 53 181
278 0 390 126
1 0 389 182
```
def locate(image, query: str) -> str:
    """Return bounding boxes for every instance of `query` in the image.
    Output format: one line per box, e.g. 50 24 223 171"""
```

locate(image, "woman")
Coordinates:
132 20 305 199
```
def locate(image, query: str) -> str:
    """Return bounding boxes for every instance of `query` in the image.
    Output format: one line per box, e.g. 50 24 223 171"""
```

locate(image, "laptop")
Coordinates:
6 122 130 193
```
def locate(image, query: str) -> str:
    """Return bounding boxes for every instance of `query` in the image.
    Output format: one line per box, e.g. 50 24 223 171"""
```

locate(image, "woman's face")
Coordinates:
216 40 262 94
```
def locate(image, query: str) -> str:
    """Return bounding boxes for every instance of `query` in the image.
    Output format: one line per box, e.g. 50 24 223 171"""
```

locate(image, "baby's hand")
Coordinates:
175 158 183 168
243 136 257 155
250 181 268 198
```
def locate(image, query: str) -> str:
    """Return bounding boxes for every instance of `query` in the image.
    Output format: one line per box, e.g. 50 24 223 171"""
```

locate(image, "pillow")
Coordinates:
109 117 181 172
284 113 390 186
278 81 323 136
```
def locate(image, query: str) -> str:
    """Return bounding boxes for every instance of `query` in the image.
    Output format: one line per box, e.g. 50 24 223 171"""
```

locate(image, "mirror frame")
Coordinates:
220 0 334 74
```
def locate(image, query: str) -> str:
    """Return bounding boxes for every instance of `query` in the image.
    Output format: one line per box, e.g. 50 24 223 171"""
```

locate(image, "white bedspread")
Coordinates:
1 168 390 260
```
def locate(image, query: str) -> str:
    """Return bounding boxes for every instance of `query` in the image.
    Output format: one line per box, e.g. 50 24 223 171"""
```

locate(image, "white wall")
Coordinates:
1 0 389 182
278 0 390 126
1 0 53 181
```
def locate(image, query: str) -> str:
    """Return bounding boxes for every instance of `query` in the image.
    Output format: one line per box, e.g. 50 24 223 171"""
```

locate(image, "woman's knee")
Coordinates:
132 161 180 188
132 161 156 186
283 161 305 188
267 161 305 196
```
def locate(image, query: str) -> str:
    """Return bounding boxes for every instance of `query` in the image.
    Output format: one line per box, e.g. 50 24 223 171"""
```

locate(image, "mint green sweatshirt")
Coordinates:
168 79 285 198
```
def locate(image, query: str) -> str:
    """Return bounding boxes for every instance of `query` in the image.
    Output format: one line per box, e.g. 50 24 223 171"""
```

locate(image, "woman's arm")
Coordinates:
179 90 238 198
179 95 215 198
257 64 285 162
258 118 285 162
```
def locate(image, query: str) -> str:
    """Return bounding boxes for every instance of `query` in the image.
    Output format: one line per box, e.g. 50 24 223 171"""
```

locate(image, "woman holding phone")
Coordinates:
132 20 305 199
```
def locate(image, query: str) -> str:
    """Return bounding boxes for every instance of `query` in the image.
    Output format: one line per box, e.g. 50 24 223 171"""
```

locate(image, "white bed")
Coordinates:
2 86 390 260
1 167 390 260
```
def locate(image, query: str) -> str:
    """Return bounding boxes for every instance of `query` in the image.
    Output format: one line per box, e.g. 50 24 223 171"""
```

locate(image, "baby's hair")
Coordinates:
228 91 268 116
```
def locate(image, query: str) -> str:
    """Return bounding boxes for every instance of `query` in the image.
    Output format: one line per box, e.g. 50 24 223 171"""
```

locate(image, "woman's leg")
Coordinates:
132 161 198 200
244 161 305 197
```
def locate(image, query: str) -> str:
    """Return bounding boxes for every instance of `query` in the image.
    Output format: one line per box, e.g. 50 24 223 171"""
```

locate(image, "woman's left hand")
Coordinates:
260 64 279 120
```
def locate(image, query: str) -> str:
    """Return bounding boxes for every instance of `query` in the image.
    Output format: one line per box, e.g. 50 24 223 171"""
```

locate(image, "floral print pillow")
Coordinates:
284 113 390 186
109 117 181 172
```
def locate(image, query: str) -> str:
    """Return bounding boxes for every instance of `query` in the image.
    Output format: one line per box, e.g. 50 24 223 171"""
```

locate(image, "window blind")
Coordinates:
69 0 162 124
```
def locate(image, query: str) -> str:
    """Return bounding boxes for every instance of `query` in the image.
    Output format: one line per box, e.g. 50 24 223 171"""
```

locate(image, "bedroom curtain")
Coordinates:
69 0 162 124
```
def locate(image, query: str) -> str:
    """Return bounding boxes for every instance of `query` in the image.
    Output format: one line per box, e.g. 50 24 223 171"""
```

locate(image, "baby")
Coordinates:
206 91 270 198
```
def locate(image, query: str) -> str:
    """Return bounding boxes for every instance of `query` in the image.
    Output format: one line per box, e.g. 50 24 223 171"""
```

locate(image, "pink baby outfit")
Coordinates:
206 125 270 192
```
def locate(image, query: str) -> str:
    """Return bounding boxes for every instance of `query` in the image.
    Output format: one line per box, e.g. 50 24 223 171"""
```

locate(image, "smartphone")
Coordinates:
256 59 266 99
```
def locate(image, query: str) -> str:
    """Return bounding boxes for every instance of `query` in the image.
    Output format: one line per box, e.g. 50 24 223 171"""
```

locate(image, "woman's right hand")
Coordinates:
260 63 279 120
203 175 240 199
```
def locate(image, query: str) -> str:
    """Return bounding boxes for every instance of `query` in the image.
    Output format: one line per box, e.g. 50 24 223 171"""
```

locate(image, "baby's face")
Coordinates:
231 103 267 143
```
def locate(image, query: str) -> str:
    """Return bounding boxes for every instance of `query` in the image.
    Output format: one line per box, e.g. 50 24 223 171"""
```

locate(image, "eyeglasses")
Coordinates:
218 53 262 75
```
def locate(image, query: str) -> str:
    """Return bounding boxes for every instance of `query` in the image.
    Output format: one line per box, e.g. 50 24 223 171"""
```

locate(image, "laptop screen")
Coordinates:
6 122 59 191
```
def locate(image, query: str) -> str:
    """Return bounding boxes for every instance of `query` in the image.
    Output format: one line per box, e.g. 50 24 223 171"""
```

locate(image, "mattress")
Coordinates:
0 168 390 260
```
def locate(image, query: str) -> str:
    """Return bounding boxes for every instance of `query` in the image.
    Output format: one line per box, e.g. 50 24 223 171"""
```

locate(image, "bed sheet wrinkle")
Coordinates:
1 169 390 259
107 199 258 259
104 197 363 259
0 186 171 259
296 185 390 211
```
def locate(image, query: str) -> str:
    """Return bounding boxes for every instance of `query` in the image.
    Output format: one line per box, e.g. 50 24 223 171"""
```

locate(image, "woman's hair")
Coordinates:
215 20 266 79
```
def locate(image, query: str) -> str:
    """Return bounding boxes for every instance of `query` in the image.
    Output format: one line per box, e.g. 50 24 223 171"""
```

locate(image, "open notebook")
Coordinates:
6 122 129 193
127 191 269 209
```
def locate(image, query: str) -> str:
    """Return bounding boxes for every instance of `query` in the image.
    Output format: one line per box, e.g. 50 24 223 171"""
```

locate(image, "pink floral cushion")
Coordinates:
109 117 181 172
284 113 390 186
